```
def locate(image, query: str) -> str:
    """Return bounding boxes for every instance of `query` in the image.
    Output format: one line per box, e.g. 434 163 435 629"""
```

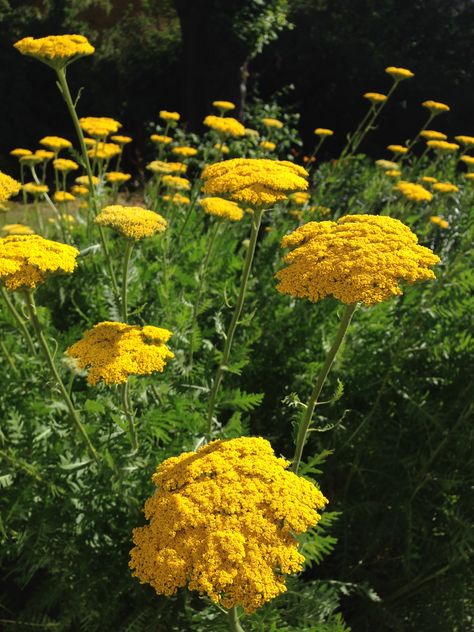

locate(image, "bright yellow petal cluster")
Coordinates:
66 321 173 385
95 205 167 240
53 158 79 172
422 100 450 113
426 140 459 152
105 172 131 184
129 436 328 614
213 100 236 111
23 182 49 195
276 216 439 306
35 150 55 161
162 193 190 205
79 117 122 137
159 111 180 121
54 191 75 203
432 182 459 194
385 170 401 178
430 215 449 229
214 143 230 154
150 134 173 144
395 181 433 202
0 235 79 291
147 160 187 175
0 172 22 202
375 159 399 170
20 154 43 165
204 115 246 137
460 155 474 167
87 142 121 160
110 135 132 144
14 35 94 67
465 172 474 181
260 140 276 151
75 175 99 186
172 146 198 157
454 135 474 146
161 175 191 190
201 158 308 207
420 130 447 140
71 185 89 196
364 92 387 103
262 117 284 128
40 136 72 151
10 148 32 158
2 224 35 236
420 176 438 184
387 144 408 154
385 66 414 80
314 128 334 136
289 192 310 205
200 197 243 221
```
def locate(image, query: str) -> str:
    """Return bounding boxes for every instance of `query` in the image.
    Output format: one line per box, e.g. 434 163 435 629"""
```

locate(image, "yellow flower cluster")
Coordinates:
110 135 132 145
275 215 439 306
95 205 167 240
422 100 450 113
147 160 187 175
375 159 399 170
0 172 22 202
420 176 437 184
54 191 75 203
387 144 408 155
262 117 284 129
23 183 49 195
385 169 401 178
10 148 32 158
71 185 89 196
172 146 198 157
129 436 327 613
465 172 474 181
430 215 449 229
420 130 447 141
40 136 72 151
432 182 459 194
204 115 246 137
150 134 173 145
426 140 459 152
395 180 433 202
14 35 94 67
53 158 79 172
159 111 180 121
0 235 79 291
2 224 34 236
260 141 276 151
460 155 474 167
213 100 236 111
201 158 308 207
105 172 131 184
87 142 121 160
79 117 122 137
75 175 99 186
385 66 414 80
163 193 190 205
314 128 334 136
454 135 474 146
364 92 387 103
35 150 55 161
200 197 244 221
161 175 191 190
66 321 174 385
289 191 310 205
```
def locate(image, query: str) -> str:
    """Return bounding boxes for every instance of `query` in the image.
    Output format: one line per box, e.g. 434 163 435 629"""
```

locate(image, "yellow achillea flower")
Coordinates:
83 137 97 147
0 172 22 202
212 100 236 111
150 134 173 144
204 115 246 137
289 209 303 220
395 181 433 202
71 185 89 196
23 183 49 195
455 135 474 146
95 205 167 240
385 66 414 80
465 172 474 181
310 205 331 216
430 215 449 229
129 436 328 614
385 170 401 177
162 193 190 205
14 34 94 69
245 128 259 137
110 135 132 145
426 140 459 152
75 175 99 186
420 176 438 184
387 144 408 154
375 159 399 170
214 143 230 154
54 191 75 203
0 235 79 291
422 100 450 113
161 175 191 190
275 215 439 306
35 150 55 161
460 155 474 167
262 117 284 129
53 158 79 172
66 321 174 385
364 92 387 103
420 130 447 141
2 224 35 236
147 160 187 175
87 142 121 160
172 146 198 157
105 172 131 184
200 197 244 221
314 128 334 136
79 116 122 137
260 140 276 151
20 154 42 166
40 136 72 151
433 182 459 194
201 158 308 207
10 148 32 158
289 192 310 205
159 111 180 122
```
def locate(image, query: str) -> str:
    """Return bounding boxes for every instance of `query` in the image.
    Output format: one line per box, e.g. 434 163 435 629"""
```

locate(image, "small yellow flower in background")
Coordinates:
49 214 75 226
10 148 32 158
387 144 408 155
20 154 43 166
66 321 174 385
0 235 79 291
385 66 414 81
422 100 450 114
289 191 310 205
53 158 79 172
385 169 401 177
162 193 190 205
0 172 22 202
426 140 459 153
464 172 474 181
204 115 246 137
39 136 72 151
129 436 327 614
71 185 89 196
364 92 387 104
171 146 198 158
260 140 276 151
87 142 121 160
460 155 474 167
420 176 438 184
275 215 439 306
430 216 449 229
95 205 167 240
375 159 399 170
147 161 187 175
262 117 284 129
432 182 459 194
159 111 180 122
79 116 122 137
454 135 474 147
314 128 334 136
75 175 99 186
201 158 308 207
420 130 447 141
14 34 94 69
245 128 259 137
310 205 332 216
212 100 236 111
161 175 191 190
110 135 132 145
150 134 173 145
23 183 49 195
105 172 132 184
289 209 303 220
214 143 230 154
2 224 35 236
53 191 75 203
35 150 55 161
395 180 433 202
200 197 244 221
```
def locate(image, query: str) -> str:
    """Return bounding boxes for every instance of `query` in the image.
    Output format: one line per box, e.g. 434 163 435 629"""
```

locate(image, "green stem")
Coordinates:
206 208 264 436
22 290 99 463
0 340 20 377
122 240 134 322
292 303 357 473
120 381 138 451
0 286 37 355
227 606 245 632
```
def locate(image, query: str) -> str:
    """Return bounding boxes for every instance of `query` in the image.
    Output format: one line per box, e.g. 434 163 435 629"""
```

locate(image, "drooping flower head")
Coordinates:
79 117 122 138
200 197 244 221
129 436 328 613
14 34 94 69
0 172 22 202
275 215 439 306
95 205 167 240
395 181 433 202
201 158 308 207
66 321 173 385
0 235 79 291
385 66 414 81
204 115 245 137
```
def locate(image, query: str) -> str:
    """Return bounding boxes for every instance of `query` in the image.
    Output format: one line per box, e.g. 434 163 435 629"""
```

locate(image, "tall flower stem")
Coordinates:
0 286 36 356
292 303 357 474
206 208 264 436
120 381 138 452
0 339 20 377
121 240 134 322
22 290 99 462
227 606 245 632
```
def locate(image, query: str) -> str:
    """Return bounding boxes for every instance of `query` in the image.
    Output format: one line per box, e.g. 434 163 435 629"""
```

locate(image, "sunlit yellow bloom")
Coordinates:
146 160 187 175
71 185 89 196
54 191 75 203
432 182 459 194
14 34 94 69
83 137 97 147
289 210 303 220
464 172 474 181
212 100 236 111
129 436 327 614
395 180 433 202
87 142 121 160
0 172 22 202
260 141 276 151
387 145 408 155
375 159 399 170
201 158 308 207
22 183 49 195
0 235 79 291
34 150 55 161
151 134 173 145
105 172 131 184
75 175 99 186
171 146 198 157
79 116 122 137
289 192 310 205
430 215 449 229
95 205 167 240
20 154 43 166
53 158 79 172
159 111 180 122
39 136 72 151
200 197 243 221
364 92 387 103
262 117 284 129
420 130 447 141
454 135 474 146
204 115 246 137
385 170 401 177
214 143 230 154
2 224 35 236
110 135 132 145
244 128 259 137
162 193 190 205
276 215 439 306
66 321 173 385
422 100 450 113
420 176 438 184
460 155 474 167
161 175 191 190
314 128 334 136
385 66 414 80
426 140 459 152
10 148 32 158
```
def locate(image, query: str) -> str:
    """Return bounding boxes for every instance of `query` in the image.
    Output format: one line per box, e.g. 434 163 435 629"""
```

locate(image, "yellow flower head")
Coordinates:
129 436 328 614
422 100 450 114
420 176 438 184
66 321 173 385
54 191 75 203
314 128 334 136
464 172 474 181
53 158 79 172
150 134 173 144
161 175 191 190
387 144 408 155
385 170 401 177
0 172 22 202
79 117 122 137
14 34 94 69
75 175 99 187
214 143 230 154
105 172 132 184
289 191 310 205
2 224 35 236
454 135 474 147
35 150 55 161
201 158 309 207
147 161 187 175
162 193 191 205
171 146 198 158
375 159 399 170
39 136 72 151
159 111 180 122
432 182 459 194
420 130 447 141
262 117 284 129
83 138 97 147
364 92 387 103
212 100 236 111
275 215 439 306
260 140 276 151
460 155 474 167
10 148 32 158
204 115 246 137
20 154 43 166
71 185 89 196
95 205 167 240
426 140 459 153
110 135 132 145
395 180 433 202
87 142 121 160
245 128 259 137
23 183 49 195
385 66 414 81
0 235 79 291
200 197 244 221
430 216 449 229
